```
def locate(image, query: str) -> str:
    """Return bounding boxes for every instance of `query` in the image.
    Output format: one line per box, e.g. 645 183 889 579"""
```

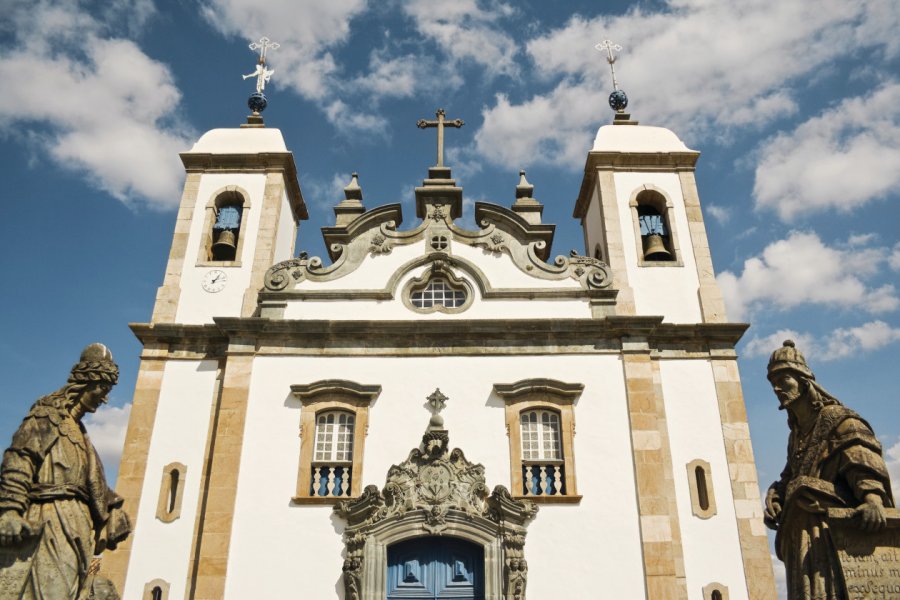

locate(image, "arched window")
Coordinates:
402 259 474 314
687 459 717 518
197 187 250 265
629 187 681 265
142 580 169 600
703 583 729 600
411 278 467 309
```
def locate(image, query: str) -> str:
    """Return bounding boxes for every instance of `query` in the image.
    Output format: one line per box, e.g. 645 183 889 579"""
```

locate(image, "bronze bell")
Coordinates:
642 234 672 261
212 229 237 260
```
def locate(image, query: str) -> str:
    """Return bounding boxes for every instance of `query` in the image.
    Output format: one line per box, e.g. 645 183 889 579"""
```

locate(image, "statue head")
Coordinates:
65 343 119 415
767 340 840 420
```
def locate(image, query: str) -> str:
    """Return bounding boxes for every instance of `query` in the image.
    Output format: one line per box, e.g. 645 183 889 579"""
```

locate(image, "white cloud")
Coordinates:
84 402 132 473
717 231 898 320
402 0 518 77
705 204 730 225
473 0 900 167
302 171 351 212
891 244 900 271
886 441 900 500
325 99 388 136
772 554 787 599
743 321 900 361
0 1 192 209
754 83 900 221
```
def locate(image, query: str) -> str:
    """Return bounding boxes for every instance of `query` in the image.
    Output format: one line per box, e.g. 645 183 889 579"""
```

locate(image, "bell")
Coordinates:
642 234 672 261
212 229 237 261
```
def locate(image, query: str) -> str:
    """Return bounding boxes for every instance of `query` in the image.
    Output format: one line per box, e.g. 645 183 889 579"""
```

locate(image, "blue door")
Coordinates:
387 536 484 599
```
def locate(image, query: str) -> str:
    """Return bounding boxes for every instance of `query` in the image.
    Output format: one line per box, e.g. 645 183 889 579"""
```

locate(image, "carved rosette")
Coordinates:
334 428 537 598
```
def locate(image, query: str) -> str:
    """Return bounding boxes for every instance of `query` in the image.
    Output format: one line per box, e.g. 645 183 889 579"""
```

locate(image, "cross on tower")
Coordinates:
595 39 623 91
416 109 464 167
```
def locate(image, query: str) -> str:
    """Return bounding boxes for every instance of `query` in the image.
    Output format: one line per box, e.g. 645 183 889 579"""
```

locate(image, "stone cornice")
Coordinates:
573 150 700 219
130 318 748 357
179 151 309 220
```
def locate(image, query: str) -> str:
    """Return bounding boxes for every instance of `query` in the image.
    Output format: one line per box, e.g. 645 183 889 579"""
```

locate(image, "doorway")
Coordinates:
386 536 485 599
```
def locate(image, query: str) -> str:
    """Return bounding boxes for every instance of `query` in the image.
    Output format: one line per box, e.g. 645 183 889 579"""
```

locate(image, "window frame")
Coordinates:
628 185 684 267
401 259 474 314
196 185 252 267
155 462 187 523
687 458 718 519
494 378 583 504
290 380 381 505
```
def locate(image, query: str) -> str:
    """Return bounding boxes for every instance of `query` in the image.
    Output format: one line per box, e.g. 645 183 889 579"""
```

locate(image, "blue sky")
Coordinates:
1 0 898 593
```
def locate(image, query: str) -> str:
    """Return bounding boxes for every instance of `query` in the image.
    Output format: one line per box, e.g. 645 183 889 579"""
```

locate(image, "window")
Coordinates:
411 278 466 309
197 186 251 266
494 378 583 503
687 459 717 519
311 411 355 497
291 380 381 504
703 583 729 600
402 259 474 314
628 186 682 266
155 462 186 523
143 580 169 600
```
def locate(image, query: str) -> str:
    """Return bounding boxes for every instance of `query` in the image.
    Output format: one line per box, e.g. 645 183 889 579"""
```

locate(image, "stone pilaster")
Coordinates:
678 171 727 323
241 172 286 317
622 339 687 599
711 357 777 599
188 350 254 600
103 348 167 591
152 173 202 323
594 169 636 315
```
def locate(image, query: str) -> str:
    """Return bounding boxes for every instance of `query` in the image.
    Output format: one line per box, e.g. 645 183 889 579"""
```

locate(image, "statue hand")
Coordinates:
0 511 37 546
856 495 887 532
764 486 782 529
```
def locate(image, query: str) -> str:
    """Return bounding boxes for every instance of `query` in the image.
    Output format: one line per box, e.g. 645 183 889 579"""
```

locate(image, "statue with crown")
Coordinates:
0 344 131 599
764 340 899 599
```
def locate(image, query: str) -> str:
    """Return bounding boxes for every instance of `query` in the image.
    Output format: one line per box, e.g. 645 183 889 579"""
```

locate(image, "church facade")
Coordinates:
104 111 776 599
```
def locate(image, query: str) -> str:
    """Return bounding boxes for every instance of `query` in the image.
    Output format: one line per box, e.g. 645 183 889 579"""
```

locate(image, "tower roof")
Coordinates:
592 124 694 153
187 127 288 154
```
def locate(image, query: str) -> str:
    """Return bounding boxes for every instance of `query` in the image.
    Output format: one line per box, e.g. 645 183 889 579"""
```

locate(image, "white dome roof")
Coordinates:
188 128 288 154
592 124 694 153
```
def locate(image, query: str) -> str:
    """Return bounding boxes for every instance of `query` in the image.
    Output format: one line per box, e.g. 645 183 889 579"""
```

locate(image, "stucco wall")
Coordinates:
660 359 749 599
123 359 219 599
223 353 645 599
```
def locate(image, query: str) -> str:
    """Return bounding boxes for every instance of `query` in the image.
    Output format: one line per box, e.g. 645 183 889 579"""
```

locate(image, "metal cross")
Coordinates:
244 37 279 94
249 36 280 64
416 109 464 167
595 39 623 91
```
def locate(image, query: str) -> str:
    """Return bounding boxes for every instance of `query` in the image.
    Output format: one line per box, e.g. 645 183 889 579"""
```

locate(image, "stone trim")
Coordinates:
241 172 289 317
401 259 475 314
179 152 307 220
622 345 687 599
702 582 729 600
155 462 187 523
686 459 717 519
627 184 685 268
678 171 727 323
142 578 170 599
102 355 167 591
188 351 254 599
194 185 252 267
151 173 202 323
495 379 583 502
289 380 381 503
710 358 777 599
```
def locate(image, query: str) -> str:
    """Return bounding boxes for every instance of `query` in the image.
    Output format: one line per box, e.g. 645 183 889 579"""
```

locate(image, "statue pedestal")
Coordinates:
827 508 900 599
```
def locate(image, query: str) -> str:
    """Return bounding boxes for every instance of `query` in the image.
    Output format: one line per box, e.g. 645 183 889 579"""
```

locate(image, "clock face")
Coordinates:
201 270 227 293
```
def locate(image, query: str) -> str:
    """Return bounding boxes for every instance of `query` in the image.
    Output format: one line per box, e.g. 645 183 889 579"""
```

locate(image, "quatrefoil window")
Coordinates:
431 235 449 251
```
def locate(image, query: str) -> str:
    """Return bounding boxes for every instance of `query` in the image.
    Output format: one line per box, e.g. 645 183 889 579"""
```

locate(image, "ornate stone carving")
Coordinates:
764 340 897 600
0 344 131 600
334 393 537 599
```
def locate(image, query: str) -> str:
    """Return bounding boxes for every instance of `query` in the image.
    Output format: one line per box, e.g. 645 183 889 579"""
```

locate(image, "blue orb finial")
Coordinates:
608 89 628 112
248 92 268 113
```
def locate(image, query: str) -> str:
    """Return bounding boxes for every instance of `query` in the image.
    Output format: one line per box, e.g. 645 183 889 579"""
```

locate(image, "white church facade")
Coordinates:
104 109 777 599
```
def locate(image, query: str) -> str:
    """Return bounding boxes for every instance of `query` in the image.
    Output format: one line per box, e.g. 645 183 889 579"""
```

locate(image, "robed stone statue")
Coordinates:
764 340 898 599
0 344 131 599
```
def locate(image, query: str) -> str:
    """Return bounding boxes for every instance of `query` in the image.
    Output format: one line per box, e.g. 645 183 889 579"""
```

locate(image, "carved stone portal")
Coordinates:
334 421 537 600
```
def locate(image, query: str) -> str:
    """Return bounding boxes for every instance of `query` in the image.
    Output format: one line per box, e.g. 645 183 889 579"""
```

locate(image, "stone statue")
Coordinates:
0 343 131 599
764 340 895 599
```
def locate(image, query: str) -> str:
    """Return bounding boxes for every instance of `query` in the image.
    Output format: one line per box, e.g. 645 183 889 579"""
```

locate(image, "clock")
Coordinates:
201 270 227 293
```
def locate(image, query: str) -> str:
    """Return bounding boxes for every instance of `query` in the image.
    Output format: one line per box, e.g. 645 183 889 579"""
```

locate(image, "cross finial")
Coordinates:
594 39 623 91
243 37 279 94
425 388 449 431
417 108 464 167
